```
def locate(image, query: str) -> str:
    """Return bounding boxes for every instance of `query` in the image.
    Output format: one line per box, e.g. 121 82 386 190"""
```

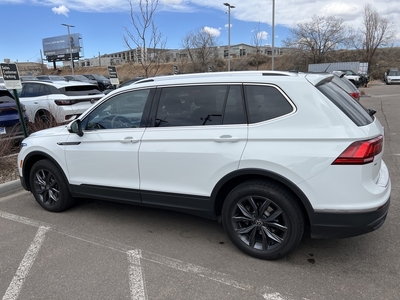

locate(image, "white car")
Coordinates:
384 68 400 85
19 80 105 124
17 71 391 260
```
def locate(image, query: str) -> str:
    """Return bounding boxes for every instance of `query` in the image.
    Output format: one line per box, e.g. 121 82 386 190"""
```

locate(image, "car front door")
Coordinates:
64 88 154 203
139 84 248 212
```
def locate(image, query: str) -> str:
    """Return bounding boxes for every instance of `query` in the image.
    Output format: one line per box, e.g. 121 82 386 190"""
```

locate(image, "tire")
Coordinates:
35 111 55 127
222 180 304 260
29 159 75 212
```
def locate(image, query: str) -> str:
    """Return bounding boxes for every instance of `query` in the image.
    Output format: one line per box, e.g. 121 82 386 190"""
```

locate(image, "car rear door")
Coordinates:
138 84 248 211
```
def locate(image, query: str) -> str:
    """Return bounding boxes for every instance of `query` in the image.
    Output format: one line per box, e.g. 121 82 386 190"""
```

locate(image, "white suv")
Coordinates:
17 71 391 260
19 80 104 123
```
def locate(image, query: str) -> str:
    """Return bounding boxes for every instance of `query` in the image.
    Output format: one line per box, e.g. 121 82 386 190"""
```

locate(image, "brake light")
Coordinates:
350 92 360 100
332 136 383 165
54 100 79 105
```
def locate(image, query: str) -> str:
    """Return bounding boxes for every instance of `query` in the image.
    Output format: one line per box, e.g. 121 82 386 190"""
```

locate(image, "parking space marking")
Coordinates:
2 226 50 300
127 250 147 300
0 210 294 300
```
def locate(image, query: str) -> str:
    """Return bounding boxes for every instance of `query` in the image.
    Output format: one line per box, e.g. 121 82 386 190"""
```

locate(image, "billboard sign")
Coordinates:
42 34 81 57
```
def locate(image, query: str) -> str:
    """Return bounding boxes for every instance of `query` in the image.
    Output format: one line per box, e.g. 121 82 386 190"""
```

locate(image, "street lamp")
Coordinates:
61 23 75 75
224 3 235 72
271 0 275 70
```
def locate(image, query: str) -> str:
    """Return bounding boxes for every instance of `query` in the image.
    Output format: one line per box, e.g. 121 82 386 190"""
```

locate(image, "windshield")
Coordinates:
388 70 400 76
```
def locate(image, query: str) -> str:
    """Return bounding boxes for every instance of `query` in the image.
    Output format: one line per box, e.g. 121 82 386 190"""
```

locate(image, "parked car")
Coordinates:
19 80 105 124
118 77 146 88
64 74 99 87
332 72 361 101
333 70 370 87
383 68 400 85
82 74 111 91
17 71 390 260
0 87 28 141
20 75 39 81
36 75 67 82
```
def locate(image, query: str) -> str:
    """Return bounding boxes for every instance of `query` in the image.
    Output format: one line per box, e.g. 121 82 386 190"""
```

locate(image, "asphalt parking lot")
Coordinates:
1 81 399 300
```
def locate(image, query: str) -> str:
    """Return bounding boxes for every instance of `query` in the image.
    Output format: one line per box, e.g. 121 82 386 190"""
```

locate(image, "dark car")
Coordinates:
118 77 145 88
64 74 99 87
0 87 29 141
82 74 111 91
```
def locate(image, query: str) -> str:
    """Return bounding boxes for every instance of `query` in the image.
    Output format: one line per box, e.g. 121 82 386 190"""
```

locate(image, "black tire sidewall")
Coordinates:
222 181 304 260
29 159 73 212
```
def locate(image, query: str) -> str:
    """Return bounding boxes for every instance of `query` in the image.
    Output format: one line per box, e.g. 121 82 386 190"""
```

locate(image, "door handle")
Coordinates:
120 137 139 143
214 135 240 143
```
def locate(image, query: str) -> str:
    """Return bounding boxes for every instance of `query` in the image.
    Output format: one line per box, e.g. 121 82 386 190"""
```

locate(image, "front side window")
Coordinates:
154 85 246 127
84 89 151 130
245 85 294 123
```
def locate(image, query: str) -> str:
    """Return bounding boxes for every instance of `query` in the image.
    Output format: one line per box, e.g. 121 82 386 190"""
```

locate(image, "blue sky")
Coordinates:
0 0 399 64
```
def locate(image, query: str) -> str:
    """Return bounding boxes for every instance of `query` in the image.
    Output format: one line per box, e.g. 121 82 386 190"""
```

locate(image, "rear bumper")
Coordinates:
308 198 390 239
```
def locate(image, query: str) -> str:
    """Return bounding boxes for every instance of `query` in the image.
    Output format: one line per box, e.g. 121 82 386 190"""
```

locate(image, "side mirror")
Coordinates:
68 119 83 137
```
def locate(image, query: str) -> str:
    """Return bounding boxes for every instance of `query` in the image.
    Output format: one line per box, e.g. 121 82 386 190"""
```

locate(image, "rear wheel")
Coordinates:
29 159 75 212
222 180 304 260
35 110 55 128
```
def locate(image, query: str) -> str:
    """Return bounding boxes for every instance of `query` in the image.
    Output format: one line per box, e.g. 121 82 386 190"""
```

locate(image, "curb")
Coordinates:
0 179 22 197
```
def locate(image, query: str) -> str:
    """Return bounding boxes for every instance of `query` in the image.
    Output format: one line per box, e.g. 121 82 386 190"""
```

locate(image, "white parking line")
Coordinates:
0 210 295 300
2 226 50 300
127 249 147 300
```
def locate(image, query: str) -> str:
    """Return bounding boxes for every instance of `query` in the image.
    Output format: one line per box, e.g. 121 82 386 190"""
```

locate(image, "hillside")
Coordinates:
43 47 400 81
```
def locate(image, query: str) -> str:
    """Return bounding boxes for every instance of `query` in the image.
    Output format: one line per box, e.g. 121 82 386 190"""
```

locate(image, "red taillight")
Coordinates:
332 136 383 165
350 92 360 100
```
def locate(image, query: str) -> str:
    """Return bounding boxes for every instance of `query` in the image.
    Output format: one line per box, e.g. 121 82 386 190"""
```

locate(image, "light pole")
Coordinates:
271 0 275 70
61 23 75 75
224 3 235 72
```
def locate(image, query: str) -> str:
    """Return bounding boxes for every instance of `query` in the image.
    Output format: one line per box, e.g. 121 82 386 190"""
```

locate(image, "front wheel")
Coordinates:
29 159 75 212
222 180 304 260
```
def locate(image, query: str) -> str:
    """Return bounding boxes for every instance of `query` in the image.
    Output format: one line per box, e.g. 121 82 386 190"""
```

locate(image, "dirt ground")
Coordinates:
0 154 19 184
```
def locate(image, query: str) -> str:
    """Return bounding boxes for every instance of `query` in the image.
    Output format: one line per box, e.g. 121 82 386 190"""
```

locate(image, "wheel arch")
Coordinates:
210 168 314 227
22 151 69 192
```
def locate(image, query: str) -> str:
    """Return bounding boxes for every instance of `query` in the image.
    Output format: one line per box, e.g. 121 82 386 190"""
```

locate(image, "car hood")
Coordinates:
28 125 68 138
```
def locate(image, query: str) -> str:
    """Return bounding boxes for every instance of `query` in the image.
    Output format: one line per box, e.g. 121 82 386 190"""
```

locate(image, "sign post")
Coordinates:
0 63 29 138
107 66 119 87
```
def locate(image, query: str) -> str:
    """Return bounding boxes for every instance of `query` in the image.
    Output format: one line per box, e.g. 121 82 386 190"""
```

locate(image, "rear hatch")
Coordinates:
56 85 104 114
310 75 388 190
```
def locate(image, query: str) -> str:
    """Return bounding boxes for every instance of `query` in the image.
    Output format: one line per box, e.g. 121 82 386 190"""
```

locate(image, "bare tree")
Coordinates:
123 0 167 77
351 4 396 71
283 15 351 64
181 27 219 73
250 22 267 70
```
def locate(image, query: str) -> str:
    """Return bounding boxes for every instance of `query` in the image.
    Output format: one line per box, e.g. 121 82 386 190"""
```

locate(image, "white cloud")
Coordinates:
52 5 69 17
203 26 221 37
256 31 268 41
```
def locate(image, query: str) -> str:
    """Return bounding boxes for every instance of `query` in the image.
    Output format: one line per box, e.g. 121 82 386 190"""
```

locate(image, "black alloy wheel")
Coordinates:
30 159 75 212
222 180 304 260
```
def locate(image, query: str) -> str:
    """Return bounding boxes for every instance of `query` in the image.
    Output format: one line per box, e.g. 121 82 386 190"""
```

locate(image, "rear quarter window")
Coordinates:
244 85 294 123
317 82 373 126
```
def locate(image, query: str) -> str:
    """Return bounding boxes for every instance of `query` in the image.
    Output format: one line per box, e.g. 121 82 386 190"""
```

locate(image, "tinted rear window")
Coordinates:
317 82 373 126
61 85 103 96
